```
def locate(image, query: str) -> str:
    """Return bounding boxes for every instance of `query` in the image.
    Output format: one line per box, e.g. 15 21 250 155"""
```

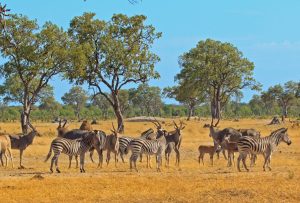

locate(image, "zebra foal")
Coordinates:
45 131 103 173
237 128 292 172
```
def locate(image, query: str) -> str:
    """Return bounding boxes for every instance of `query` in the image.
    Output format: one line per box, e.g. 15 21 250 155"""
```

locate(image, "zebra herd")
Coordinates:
203 126 292 171
43 119 185 173
0 119 292 173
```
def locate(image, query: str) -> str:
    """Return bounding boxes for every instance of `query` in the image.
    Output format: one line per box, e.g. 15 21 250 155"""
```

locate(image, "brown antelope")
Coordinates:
57 119 68 137
164 120 185 167
80 120 93 131
9 122 40 169
198 145 221 166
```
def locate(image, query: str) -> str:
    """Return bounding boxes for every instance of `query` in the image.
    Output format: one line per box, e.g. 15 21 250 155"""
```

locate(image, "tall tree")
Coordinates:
0 15 69 133
67 13 161 132
177 39 260 126
62 86 89 121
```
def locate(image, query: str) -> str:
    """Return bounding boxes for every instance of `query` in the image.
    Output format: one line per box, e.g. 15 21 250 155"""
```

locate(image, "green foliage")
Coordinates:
61 86 89 120
130 83 162 116
176 39 260 124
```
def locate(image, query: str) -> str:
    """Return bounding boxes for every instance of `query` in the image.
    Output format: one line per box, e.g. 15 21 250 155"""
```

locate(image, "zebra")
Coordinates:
128 131 167 172
44 130 103 173
119 136 134 163
237 128 292 172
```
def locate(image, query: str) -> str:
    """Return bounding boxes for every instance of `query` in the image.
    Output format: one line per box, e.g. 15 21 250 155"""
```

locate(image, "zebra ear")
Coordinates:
284 128 288 133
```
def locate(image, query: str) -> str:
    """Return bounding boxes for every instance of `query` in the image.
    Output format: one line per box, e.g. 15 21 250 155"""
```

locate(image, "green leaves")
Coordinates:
0 14 68 109
67 13 161 91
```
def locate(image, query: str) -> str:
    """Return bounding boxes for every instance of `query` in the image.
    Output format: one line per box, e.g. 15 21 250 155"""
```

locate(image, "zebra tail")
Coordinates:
44 143 53 162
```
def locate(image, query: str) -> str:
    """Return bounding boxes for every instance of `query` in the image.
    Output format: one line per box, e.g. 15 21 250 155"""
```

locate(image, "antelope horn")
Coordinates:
28 122 36 132
62 119 67 127
112 122 117 133
58 119 62 128
154 117 161 128
173 120 179 129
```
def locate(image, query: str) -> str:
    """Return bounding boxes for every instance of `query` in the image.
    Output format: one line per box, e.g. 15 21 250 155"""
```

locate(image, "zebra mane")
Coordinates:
270 128 286 136
269 128 287 137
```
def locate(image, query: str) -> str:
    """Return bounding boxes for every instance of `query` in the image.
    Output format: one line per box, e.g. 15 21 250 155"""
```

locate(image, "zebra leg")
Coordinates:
55 155 60 173
120 151 125 163
50 155 56 173
68 156 72 169
139 154 143 162
237 153 242 172
130 154 138 172
75 155 79 168
268 155 272 171
241 154 249 172
146 155 152 168
80 153 85 173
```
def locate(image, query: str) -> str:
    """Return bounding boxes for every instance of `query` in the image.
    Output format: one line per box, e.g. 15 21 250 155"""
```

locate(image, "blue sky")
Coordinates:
1 0 300 104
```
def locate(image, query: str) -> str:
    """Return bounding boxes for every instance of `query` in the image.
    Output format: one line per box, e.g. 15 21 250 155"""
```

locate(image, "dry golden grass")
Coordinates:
0 118 300 202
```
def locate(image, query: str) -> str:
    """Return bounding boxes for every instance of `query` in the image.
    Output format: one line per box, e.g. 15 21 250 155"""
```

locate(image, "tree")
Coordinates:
176 39 260 126
62 86 89 121
163 83 205 120
249 95 265 116
67 13 161 132
0 15 69 133
130 84 162 116
267 81 298 118
0 3 10 28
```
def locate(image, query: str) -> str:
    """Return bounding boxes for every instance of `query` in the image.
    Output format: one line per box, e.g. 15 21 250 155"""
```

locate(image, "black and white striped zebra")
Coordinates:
128 133 166 172
45 131 103 173
237 128 291 172
119 136 134 163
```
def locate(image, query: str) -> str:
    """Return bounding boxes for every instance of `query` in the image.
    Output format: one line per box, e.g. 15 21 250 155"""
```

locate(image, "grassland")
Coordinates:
0 119 299 203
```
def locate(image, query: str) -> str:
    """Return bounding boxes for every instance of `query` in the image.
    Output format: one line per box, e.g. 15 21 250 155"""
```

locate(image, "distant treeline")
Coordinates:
0 85 299 122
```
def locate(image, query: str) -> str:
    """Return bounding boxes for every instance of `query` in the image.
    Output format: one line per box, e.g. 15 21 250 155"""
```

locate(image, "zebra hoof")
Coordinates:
50 169 53 173
56 169 61 173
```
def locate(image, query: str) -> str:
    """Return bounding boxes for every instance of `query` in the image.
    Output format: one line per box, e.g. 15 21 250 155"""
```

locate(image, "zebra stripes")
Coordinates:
237 128 291 172
119 136 134 163
45 131 102 173
128 135 166 172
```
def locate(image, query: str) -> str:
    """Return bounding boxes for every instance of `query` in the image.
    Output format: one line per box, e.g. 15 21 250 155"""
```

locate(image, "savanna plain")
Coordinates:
0 119 299 203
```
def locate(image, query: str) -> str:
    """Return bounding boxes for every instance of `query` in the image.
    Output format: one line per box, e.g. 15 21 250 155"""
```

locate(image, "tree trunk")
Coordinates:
282 104 288 118
112 93 124 133
21 107 31 134
210 89 221 127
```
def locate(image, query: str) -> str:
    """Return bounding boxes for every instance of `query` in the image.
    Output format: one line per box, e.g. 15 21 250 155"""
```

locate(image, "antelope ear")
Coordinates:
284 128 288 133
